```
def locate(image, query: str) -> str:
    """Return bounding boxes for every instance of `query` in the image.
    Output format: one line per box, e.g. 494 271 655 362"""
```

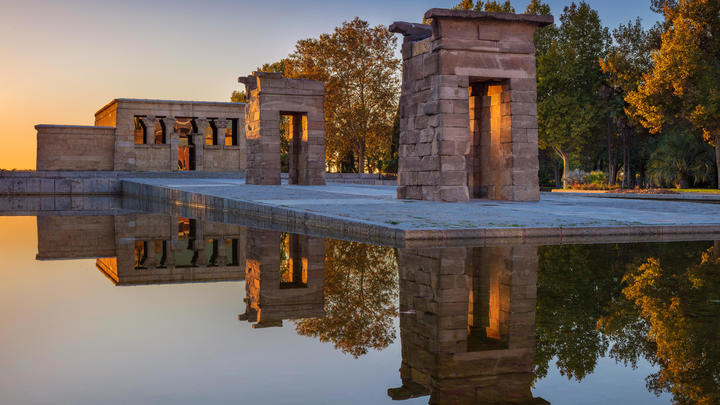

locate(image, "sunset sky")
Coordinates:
0 0 658 169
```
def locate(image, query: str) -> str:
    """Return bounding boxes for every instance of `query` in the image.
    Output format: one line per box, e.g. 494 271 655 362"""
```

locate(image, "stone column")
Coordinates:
214 118 228 146
193 118 208 171
214 241 229 267
141 115 157 145
163 117 177 171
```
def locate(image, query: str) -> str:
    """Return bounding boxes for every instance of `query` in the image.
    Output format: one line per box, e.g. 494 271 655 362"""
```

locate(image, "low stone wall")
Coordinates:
36 125 115 171
0 171 245 195
325 173 397 186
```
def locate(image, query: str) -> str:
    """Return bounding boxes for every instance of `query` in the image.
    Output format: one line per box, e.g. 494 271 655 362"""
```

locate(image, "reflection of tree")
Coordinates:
535 244 629 381
620 246 720 404
294 240 398 357
537 241 720 403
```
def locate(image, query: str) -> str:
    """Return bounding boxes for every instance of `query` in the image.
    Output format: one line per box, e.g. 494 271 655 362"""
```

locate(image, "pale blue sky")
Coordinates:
0 0 659 168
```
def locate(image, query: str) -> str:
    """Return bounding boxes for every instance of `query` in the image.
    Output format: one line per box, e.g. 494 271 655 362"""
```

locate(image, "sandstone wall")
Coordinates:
36 125 115 171
36 215 116 260
93 99 246 172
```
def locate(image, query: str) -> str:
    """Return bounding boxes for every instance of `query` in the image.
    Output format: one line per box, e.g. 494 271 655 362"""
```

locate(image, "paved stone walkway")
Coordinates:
122 178 720 244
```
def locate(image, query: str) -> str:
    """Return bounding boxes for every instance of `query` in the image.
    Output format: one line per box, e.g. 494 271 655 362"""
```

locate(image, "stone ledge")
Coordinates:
552 189 720 202
423 9 554 26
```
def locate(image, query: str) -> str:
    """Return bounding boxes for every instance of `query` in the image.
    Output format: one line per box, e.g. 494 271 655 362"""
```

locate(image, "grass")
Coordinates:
676 188 720 194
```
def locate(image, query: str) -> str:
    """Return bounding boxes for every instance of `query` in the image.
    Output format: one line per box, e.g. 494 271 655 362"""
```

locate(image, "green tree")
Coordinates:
294 240 398 357
257 59 286 75
452 0 514 12
230 90 246 103
599 18 653 186
646 130 715 188
536 2 611 188
284 18 400 173
483 0 515 12
627 0 720 188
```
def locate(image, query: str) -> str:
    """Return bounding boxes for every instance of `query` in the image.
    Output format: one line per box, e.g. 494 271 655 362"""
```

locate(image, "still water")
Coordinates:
1 212 717 404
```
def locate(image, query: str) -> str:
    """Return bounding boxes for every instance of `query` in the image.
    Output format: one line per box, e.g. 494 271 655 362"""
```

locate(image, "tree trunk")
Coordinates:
553 147 570 189
554 162 561 188
622 129 630 189
679 175 690 189
358 139 366 174
606 106 615 186
715 133 720 189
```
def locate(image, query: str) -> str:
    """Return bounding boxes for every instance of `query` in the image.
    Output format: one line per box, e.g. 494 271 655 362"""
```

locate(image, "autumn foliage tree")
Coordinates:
622 246 720 404
283 18 400 173
627 0 720 188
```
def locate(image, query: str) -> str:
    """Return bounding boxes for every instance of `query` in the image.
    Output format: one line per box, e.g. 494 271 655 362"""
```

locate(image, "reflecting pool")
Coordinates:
1 210 718 404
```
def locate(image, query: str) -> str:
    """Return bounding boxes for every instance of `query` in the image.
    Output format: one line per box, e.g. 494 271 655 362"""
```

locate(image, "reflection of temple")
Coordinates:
238 230 325 328
390 246 546 404
36 214 246 285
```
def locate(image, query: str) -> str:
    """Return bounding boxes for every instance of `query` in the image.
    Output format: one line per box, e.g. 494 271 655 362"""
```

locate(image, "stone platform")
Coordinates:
122 178 720 246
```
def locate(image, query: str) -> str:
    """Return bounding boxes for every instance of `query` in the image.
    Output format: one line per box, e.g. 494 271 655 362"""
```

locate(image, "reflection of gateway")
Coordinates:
238 230 325 328
390 246 547 404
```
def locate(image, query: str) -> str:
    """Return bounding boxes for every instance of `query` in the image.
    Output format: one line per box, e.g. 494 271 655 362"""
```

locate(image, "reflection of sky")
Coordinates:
0 217 412 404
0 0 660 170
534 356 671 405
0 216 673 404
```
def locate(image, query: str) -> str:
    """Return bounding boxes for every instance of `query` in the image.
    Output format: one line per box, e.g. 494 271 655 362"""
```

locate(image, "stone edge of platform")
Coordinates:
551 189 720 201
122 179 720 245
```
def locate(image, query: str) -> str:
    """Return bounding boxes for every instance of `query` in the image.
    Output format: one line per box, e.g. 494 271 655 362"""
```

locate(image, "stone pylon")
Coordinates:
391 10 553 202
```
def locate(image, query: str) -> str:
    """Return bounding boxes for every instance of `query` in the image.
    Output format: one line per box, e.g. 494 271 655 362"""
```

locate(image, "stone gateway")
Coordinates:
391 9 553 202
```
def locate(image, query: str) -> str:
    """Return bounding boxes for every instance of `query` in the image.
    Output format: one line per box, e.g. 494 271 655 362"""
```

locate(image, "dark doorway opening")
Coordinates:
280 112 307 184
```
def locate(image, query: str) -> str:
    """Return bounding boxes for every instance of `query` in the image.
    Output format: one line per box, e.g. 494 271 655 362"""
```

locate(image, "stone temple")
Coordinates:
391 9 553 202
32 8 552 203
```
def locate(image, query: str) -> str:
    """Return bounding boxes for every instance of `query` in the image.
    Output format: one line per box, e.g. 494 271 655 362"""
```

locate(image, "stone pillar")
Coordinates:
239 72 326 185
391 10 552 202
163 116 177 171
214 118 228 146
141 115 157 145
194 118 208 171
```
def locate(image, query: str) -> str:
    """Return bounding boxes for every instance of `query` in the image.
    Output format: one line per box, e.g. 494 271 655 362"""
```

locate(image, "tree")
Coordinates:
284 18 400 173
483 1 515 13
627 0 720 188
230 90 246 103
452 0 476 10
646 130 715 188
452 0 514 12
257 59 286 75
621 245 720 404
535 2 611 188
294 240 398 357
599 18 653 186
